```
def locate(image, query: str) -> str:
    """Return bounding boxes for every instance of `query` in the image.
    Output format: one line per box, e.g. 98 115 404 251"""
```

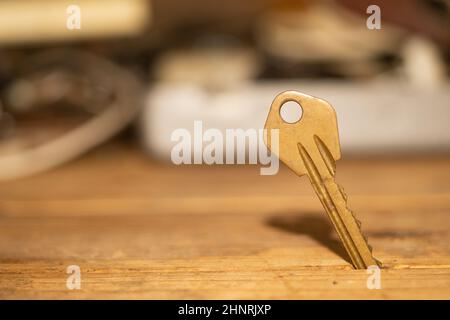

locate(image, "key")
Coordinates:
264 90 380 269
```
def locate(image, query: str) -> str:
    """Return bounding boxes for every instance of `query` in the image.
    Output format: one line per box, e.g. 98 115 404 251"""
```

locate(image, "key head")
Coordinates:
264 91 341 176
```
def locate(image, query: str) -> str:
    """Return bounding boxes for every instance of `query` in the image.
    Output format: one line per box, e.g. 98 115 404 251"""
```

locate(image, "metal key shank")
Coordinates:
298 140 378 269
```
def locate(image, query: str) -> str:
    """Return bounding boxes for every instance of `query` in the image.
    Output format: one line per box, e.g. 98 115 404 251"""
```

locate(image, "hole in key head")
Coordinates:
279 100 303 123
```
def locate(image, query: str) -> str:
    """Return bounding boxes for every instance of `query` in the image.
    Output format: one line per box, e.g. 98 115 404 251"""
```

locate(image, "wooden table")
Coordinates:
0 142 449 299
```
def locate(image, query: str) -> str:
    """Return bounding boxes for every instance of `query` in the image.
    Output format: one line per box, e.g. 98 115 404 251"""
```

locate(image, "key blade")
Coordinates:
264 90 341 177
298 141 380 269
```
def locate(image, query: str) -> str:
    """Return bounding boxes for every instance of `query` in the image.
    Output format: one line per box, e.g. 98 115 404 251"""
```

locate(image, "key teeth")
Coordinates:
338 184 348 201
345 196 378 263
348 208 362 229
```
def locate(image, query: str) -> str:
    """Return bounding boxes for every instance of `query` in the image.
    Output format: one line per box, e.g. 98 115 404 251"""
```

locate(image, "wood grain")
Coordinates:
0 142 449 299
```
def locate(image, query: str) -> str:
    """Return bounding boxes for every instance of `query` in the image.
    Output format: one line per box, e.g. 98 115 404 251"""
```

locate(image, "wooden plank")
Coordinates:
0 143 449 299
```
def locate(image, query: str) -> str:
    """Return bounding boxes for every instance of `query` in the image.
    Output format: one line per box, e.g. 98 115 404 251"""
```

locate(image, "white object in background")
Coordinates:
141 80 450 160
402 36 447 89
154 48 261 91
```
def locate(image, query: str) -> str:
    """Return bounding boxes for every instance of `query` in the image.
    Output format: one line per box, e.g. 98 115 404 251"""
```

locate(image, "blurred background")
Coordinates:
0 0 449 180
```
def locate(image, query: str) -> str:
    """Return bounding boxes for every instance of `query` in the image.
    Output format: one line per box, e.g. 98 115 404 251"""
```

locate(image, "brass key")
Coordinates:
264 90 380 269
